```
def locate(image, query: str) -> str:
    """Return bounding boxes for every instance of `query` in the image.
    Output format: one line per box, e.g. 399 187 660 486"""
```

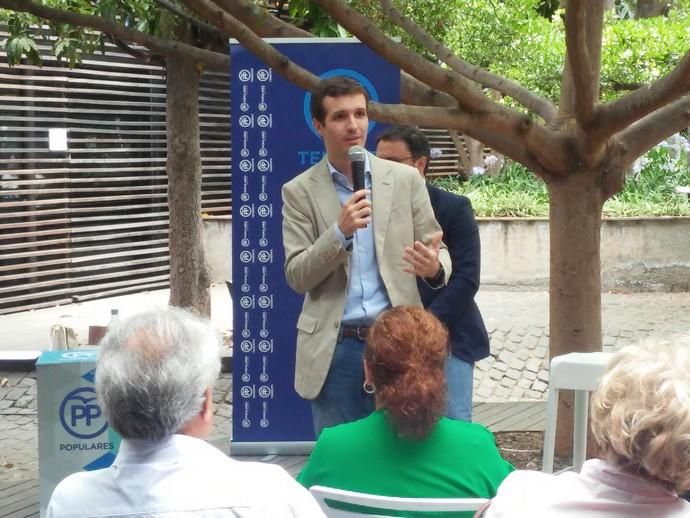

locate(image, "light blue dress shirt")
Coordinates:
328 155 391 326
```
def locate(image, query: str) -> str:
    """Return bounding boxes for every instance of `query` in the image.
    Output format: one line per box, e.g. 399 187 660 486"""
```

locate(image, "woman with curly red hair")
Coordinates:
298 306 513 508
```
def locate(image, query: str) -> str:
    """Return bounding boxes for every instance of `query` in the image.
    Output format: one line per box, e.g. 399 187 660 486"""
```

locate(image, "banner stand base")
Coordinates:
229 440 316 456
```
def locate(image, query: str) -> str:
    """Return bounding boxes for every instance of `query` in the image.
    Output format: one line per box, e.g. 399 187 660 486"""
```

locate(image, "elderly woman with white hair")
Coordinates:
480 340 690 518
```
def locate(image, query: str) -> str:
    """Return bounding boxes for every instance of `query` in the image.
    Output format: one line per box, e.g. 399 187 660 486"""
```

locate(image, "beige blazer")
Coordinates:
281 153 451 399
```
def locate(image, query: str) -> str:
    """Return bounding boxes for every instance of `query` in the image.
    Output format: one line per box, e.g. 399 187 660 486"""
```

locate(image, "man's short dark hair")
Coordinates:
376 125 431 159
310 76 369 124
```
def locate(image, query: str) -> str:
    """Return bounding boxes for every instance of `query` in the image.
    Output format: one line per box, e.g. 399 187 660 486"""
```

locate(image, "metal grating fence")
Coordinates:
0 32 231 314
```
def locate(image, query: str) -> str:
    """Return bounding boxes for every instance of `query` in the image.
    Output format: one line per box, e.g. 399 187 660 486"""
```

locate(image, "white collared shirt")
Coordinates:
483 458 690 518
46 434 325 517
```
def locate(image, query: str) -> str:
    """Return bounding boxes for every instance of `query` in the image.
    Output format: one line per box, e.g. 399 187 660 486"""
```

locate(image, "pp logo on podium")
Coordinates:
59 387 109 440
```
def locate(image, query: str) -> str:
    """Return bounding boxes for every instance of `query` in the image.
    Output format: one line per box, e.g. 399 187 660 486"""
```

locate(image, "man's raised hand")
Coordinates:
402 230 443 279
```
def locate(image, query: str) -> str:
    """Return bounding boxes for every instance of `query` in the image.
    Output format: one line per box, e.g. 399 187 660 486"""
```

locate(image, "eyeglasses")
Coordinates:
380 156 417 164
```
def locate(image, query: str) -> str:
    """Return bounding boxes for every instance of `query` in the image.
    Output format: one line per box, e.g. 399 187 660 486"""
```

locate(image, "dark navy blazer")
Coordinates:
418 184 490 363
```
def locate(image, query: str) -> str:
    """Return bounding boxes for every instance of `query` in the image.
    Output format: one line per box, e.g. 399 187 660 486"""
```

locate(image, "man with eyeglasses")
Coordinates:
376 125 489 422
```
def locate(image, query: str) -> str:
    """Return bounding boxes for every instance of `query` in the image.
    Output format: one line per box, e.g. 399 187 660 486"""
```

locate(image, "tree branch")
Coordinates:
596 49 690 140
207 0 462 109
564 0 597 127
154 0 227 41
106 33 165 66
188 0 569 174
400 73 457 107
180 0 319 92
380 0 557 123
368 103 469 129
370 102 554 177
310 0 492 114
618 96 690 167
0 0 229 70
210 0 311 37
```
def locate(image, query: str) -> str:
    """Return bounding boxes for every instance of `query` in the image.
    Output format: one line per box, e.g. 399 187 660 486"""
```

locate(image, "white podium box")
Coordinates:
37 349 120 516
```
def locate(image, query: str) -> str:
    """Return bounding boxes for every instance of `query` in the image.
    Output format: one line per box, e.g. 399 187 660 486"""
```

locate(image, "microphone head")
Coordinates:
348 145 367 163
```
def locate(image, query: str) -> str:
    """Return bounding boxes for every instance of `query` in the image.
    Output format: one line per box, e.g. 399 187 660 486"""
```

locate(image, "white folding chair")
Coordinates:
541 351 612 473
309 485 489 517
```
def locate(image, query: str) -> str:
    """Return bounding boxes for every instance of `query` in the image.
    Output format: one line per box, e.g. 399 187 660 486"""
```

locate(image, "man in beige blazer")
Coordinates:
282 76 451 436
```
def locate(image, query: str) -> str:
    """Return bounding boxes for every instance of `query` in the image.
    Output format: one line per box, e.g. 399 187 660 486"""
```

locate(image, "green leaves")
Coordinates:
433 137 690 218
603 138 690 216
434 162 550 217
1 0 162 67
601 8 690 100
1 10 41 65
5 33 41 65
350 0 688 106
287 0 340 37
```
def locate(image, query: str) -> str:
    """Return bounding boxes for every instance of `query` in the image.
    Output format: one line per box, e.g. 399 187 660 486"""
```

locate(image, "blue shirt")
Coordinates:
328 155 391 325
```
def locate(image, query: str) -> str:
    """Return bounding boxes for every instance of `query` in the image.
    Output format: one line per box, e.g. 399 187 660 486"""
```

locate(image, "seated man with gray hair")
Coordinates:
47 307 325 517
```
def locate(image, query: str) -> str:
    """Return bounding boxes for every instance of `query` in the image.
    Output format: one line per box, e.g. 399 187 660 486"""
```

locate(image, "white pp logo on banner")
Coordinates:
239 250 255 264
258 338 274 353
257 204 272 218
260 312 269 338
241 130 250 157
240 295 255 309
239 159 255 173
258 385 274 399
257 114 272 128
242 401 251 428
261 401 270 428
257 295 273 310
240 385 256 399
240 84 250 112
257 249 273 264
239 114 254 128
240 339 255 353
242 356 251 383
259 130 269 157
238 69 254 82
256 69 272 82
260 356 269 382
257 158 272 173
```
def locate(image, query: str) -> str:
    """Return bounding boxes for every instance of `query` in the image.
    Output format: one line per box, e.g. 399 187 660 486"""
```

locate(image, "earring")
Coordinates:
363 381 375 395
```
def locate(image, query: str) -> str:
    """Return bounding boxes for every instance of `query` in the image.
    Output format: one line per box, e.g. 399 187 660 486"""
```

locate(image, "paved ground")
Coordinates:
473 290 690 400
1 288 689 484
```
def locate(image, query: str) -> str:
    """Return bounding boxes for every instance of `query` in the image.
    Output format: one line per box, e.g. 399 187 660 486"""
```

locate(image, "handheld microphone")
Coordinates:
348 145 366 193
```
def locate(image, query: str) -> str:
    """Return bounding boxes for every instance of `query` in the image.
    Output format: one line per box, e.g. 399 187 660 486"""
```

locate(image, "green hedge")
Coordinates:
434 138 690 217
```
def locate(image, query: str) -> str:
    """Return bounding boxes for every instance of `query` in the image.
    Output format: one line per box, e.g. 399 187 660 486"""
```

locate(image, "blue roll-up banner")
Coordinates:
230 38 400 454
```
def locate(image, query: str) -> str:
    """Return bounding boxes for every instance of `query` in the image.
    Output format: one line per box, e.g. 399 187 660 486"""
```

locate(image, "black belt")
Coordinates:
341 325 371 341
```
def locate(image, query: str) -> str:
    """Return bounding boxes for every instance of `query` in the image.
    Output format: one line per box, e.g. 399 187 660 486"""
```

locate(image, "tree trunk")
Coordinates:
547 170 604 455
636 0 672 18
166 53 211 315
